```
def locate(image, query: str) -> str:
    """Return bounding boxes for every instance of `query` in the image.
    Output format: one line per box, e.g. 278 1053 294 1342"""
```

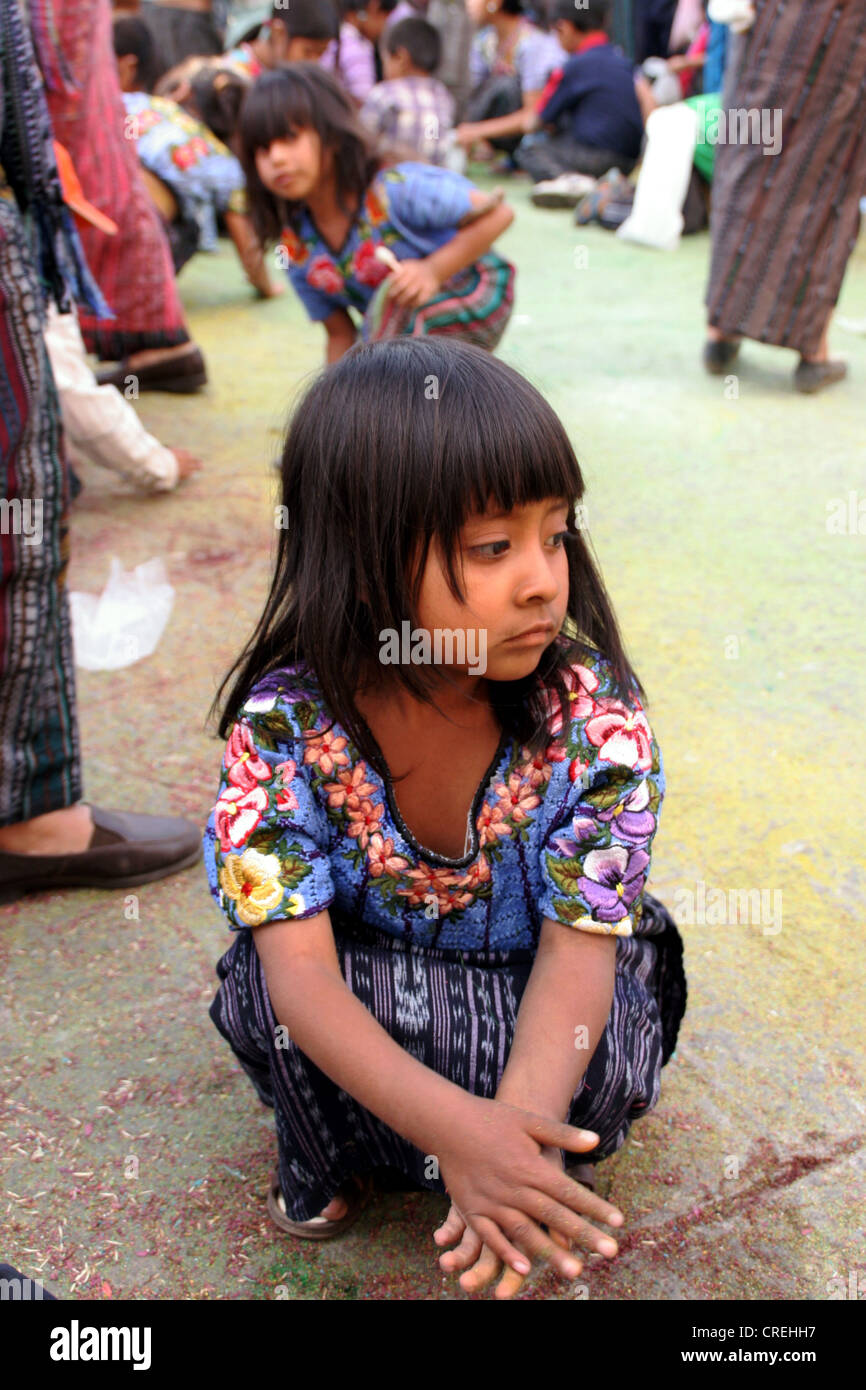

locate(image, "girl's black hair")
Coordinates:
238 63 384 246
112 15 161 93
190 67 248 146
213 339 645 771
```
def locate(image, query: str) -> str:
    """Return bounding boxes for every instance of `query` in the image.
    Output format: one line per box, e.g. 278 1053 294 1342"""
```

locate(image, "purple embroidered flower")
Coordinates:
244 667 312 713
550 811 600 857
578 846 649 922
598 779 656 846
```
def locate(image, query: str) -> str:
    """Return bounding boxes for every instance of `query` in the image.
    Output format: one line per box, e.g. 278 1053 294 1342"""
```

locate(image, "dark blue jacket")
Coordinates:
539 42 643 159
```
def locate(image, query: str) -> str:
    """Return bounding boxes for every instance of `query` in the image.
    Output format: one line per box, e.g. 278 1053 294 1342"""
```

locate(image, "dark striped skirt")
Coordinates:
362 252 515 353
209 894 687 1223
705 0 866 356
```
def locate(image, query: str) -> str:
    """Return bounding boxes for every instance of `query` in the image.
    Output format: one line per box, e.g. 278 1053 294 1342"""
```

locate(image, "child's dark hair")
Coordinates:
385 17 441 73
112 15 161 92
551 0 610 32
190 67 248 146
238 64 383 245
271 0 340 40
213 340 645 768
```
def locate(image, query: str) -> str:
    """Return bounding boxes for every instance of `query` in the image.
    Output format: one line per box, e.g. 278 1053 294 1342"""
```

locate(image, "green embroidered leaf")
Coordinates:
294 700 317 732
545 854 584 893
255 711 297 748
581 780 624 811
245 829 279 853
552 897 584 924
280 854 312 892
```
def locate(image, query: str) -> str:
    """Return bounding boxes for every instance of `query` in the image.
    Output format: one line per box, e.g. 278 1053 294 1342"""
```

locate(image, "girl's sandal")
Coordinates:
266 1169 371 1240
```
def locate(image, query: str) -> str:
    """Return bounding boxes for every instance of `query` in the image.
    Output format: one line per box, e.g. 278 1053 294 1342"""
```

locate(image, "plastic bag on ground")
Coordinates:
69 557 174 670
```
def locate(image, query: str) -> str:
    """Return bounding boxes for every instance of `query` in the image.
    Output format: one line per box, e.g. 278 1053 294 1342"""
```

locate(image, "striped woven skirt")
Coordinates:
705 0 866 357
362 252 515 352
0 195 82 825
209 893 687 1223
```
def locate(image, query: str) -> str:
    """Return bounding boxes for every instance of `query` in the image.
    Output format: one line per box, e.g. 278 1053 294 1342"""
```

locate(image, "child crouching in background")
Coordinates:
240 64 516 361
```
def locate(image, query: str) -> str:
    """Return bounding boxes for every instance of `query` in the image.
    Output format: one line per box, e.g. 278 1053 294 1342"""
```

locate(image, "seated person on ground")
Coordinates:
516 0 645 184
455 0 566 159
360 16 456 164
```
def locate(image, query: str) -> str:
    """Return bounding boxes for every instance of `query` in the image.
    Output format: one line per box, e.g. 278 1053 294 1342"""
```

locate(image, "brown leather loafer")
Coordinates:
0 806 202 903
95 346 207 394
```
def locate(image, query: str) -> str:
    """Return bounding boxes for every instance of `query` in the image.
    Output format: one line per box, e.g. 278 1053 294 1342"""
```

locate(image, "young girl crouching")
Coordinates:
238 64 517 362
204 338 686 1298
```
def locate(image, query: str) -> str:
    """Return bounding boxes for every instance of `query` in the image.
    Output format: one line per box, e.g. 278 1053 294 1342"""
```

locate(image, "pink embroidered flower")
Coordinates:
476 799 511 848
544 664 600 736
569 757 591 784
516 746 554 789
274 759 299 812
352 239 390 288
367 833 410 878
585 699 654 772
400 861 464 917
456 855 491 892
307 254 343 296
302 730 350 776
171 142 197 172
545 742 568 764
345 798 384 850
225 723 271 791
494 772 541 824
214 786 268 851
322 763 377 811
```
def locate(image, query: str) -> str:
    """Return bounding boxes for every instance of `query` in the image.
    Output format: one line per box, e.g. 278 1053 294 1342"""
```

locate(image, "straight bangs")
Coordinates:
214 340 645 764
238 64 381 245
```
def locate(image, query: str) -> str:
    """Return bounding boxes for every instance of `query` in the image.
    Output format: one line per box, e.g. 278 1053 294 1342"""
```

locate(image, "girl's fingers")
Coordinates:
433 1203 466 1247
459 1242 503 1294
462 1214 533 1278
439 1223 483 1274
543 1168 625 1230
494 1262 530 1301
495 1209 585 1281
513 1187 619 1259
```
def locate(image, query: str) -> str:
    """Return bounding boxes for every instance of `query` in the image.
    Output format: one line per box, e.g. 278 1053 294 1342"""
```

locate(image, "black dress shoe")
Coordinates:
95 346 207 394
703 339 741 374
0 806 202 903
793 358 847 393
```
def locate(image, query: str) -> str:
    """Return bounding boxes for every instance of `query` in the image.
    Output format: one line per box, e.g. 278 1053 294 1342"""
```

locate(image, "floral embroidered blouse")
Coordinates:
278 161 478 324
203 647 665 952
122 92 247 252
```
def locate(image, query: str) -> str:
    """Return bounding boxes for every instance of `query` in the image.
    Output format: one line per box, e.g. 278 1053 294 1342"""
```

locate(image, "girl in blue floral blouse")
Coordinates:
204 338 686 1299
237 63 517 362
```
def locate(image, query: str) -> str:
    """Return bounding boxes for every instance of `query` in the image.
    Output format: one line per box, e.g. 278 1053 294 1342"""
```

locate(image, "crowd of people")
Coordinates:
1 0 864 1301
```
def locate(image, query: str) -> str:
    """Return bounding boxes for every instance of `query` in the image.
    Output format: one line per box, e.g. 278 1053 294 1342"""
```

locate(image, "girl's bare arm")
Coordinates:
424 198 515 286
495 919 617 1119
252 909 477 1152
224 211 282 297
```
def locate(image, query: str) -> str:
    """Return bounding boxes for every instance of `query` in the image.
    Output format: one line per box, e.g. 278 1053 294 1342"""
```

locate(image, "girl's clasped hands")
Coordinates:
431 1096 625 1299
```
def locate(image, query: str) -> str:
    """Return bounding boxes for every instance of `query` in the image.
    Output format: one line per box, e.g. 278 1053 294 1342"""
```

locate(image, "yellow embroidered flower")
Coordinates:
219 848 284 926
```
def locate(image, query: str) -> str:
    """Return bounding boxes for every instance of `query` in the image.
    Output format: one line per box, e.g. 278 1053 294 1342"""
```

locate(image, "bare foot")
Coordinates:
0 803 94 856
319 1193 349 1220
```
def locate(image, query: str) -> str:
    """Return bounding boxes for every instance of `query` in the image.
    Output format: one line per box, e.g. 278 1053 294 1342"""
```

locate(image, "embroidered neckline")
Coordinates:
351 709 512 869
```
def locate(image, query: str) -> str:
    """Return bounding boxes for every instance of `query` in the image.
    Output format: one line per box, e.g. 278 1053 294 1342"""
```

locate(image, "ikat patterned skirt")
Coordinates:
209 893 686 1222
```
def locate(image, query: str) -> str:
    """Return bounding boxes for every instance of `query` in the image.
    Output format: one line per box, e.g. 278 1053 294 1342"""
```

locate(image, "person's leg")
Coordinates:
518 134 635 182
465 73 524 152
0 210 83 838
